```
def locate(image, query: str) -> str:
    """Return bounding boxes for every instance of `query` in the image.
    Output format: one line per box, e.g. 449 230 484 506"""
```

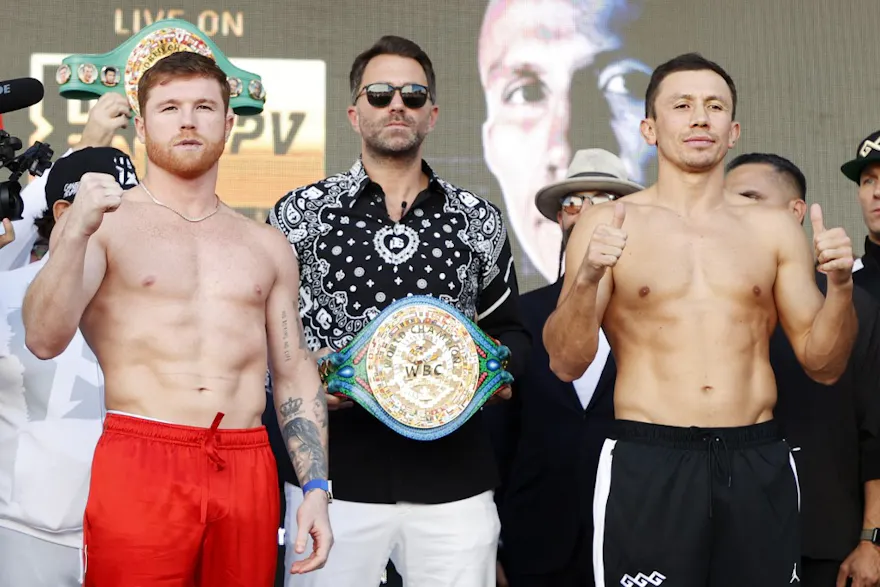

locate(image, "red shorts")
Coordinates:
83 412 280 587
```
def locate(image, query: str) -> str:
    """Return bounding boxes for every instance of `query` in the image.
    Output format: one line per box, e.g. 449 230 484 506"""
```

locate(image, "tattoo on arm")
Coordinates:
281 310 292 362
282 417 328 483
313 385 328 429
279 384 329 484
283 306 311 357
279 397 302 418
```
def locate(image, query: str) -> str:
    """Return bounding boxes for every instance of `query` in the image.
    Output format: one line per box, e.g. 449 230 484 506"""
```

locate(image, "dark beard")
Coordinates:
364 133 422 162
360 113 426 163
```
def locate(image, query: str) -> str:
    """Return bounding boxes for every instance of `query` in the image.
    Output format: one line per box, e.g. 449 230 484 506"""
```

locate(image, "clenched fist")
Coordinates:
580 201 627 284
811 203 854 287
66 172 124 237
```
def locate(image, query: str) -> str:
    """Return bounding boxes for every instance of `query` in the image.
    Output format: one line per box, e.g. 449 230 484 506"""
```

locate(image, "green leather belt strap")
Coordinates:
55 18 265 116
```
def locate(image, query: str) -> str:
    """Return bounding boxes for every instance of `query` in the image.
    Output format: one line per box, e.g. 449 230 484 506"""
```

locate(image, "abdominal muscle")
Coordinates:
82 294 269 430
607 298 778 428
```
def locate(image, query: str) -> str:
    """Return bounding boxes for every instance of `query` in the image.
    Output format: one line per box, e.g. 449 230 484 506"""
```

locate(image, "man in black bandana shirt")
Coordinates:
267 35 530 587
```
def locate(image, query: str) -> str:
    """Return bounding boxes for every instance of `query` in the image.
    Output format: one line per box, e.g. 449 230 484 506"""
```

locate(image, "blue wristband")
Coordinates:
302 479 332 501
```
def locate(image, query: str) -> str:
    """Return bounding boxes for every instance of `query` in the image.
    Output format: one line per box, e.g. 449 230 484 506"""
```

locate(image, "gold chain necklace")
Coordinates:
141 183 221 223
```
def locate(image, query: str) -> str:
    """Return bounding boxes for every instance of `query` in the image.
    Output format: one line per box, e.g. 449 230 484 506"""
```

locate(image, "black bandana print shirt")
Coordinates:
267 158 530 504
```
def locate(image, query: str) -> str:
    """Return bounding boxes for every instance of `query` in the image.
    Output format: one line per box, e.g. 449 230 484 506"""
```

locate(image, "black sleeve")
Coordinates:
488 384 523 494
852 287 880 483
476 233 532 381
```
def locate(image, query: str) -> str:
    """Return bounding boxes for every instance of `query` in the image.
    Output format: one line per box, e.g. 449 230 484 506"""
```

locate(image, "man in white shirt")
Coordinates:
0 93 132 586
489 149 643 587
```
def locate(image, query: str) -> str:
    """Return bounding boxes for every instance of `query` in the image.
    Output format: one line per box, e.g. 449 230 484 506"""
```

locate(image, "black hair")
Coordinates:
645 52 737 119
726 152 807 201
349 35 436 104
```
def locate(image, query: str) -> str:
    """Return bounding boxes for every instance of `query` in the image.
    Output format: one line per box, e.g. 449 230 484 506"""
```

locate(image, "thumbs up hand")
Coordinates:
580 201 628 284
811 203 854 286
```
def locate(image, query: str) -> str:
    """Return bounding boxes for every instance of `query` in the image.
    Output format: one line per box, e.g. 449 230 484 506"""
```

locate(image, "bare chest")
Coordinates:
104 214 274 304
614 217 777 305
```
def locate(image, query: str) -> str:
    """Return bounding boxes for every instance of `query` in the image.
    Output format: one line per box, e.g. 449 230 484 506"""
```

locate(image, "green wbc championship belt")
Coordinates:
318 295 514 441
55 18 265 116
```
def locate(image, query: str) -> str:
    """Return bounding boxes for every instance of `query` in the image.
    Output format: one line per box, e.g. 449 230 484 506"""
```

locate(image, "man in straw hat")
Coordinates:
492 149 642 587
23 43 330 585
535 149 645 280
544 53 857 586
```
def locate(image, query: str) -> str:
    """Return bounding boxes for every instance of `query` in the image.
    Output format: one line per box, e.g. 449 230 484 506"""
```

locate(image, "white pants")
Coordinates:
0 525 82 586
283 483 500 587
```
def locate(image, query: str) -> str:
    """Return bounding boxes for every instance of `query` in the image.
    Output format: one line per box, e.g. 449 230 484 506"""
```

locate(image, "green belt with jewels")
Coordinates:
318 295 514 441
55 18 265 116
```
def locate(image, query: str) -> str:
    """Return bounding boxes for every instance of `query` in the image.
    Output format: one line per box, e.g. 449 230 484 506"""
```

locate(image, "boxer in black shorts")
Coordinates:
544 53 857 587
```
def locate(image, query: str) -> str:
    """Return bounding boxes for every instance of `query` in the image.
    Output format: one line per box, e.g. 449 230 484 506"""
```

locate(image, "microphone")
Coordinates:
0 78 44 114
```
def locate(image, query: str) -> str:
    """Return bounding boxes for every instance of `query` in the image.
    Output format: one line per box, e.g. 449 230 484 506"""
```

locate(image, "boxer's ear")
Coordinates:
135 114 146 145
52 199 71 221
225 106 234 143
347 105 361 136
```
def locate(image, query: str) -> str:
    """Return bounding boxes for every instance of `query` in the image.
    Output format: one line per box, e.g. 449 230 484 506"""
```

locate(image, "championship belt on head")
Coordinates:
54 18 265 116
318 295 514 442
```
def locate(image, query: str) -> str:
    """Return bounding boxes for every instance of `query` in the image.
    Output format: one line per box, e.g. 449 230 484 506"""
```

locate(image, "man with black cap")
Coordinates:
842 130 880 299
0 109 136 585
37 147 138 248
835 132 880 587
0 92 132 270
491 149 642 587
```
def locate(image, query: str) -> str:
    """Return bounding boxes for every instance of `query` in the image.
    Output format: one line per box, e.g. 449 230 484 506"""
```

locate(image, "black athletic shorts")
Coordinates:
593 420 801 587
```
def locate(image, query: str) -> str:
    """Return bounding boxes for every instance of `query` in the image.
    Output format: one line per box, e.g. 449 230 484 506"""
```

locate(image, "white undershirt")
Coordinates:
571 328 610 409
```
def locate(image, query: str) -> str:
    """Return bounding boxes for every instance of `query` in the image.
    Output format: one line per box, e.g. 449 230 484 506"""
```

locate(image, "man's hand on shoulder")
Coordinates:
811 203 854 288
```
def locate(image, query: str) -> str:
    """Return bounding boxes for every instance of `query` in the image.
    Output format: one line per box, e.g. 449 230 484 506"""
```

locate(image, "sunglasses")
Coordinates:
561 192 618 215
355 83 431 109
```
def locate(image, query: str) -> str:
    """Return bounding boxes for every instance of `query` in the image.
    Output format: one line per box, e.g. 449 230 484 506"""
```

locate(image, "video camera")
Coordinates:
0 78 54 221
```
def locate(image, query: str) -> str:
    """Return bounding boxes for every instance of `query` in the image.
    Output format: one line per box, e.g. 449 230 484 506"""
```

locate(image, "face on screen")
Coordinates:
348 54 438 159
135 76 233 180
478 0 652 282
643 70 739 174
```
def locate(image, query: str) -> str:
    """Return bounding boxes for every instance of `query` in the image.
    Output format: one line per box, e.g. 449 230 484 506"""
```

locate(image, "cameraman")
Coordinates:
0 93 130 270
0 93 133 587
